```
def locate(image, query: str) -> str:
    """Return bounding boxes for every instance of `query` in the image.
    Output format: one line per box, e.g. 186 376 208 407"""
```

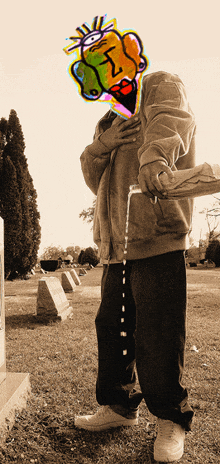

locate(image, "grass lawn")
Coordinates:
0 265 219 463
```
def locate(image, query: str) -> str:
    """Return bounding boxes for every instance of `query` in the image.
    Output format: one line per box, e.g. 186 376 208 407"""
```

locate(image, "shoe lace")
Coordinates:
96 405 111 418
157 420 175 440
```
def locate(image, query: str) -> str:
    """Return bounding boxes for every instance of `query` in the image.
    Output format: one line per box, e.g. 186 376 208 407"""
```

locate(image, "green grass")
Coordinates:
0 266 219 463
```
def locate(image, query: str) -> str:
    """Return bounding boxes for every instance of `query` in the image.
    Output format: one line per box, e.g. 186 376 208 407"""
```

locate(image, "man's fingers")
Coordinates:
121 127 141 137
139 163 173 198
138 173 163 199
148 173 170 197
149 182 163 197
119 136 138 144
138 177 152 197
159 165 174 181
121 124 141 135
138 172 155 198
157 166 174 195
120 117 140 130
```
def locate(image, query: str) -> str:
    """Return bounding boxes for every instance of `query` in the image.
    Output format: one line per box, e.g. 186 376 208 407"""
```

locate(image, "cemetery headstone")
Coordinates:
37 277 72 321
61 272 76 293
0 218 30 444
79 268 87 276
69 269 81 286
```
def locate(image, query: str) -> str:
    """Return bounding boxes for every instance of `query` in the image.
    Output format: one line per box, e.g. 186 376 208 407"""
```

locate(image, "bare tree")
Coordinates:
79 198 96 228
200 196 220 242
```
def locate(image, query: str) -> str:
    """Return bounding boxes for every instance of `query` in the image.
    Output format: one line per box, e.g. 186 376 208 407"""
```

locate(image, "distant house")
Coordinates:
62 254 73 266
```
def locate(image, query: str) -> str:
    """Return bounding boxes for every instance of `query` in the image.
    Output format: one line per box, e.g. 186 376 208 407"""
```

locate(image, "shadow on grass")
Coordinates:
5 313 56 329
47 424 155 463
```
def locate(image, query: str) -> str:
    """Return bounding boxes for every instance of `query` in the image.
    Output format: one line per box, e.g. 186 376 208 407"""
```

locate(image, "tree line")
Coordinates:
40 245 99 268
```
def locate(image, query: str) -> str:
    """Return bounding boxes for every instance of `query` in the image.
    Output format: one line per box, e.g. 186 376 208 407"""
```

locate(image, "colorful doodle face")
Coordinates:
63 16 150 118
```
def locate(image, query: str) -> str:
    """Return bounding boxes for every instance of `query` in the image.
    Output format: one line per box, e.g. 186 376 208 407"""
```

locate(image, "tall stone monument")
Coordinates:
0 218 31 443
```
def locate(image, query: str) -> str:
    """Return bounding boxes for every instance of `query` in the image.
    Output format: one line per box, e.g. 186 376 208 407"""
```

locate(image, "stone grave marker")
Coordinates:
37 277 72 322
79 268 87 276
69 269 81 286
61 272 76 293
0 218 31 444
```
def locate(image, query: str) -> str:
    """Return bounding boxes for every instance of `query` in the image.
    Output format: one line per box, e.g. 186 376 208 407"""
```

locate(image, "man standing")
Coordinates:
76 71 196 462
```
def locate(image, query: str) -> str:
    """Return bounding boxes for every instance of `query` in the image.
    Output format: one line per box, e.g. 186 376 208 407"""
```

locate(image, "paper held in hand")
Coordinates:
132 163 220 199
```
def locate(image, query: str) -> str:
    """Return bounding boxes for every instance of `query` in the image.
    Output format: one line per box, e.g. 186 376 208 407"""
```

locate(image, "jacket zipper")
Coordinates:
106 147 118 265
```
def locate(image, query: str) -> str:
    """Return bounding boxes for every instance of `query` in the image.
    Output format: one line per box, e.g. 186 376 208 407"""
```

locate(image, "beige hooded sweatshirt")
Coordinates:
80 71 196 263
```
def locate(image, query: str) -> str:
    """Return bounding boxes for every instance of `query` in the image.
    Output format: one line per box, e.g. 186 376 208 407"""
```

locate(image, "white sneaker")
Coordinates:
75 405 139 431
154 419 185 462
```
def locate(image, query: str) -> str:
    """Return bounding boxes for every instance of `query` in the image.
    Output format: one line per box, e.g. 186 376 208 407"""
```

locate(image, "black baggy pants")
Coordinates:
95 251 194 431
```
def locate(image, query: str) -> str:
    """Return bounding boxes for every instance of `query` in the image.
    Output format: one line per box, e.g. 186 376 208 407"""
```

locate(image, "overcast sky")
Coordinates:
0 0 219 254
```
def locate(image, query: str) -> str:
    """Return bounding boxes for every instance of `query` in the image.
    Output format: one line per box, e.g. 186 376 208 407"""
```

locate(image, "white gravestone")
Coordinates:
61 271 76 293
0 218 30 444
37 277 72 321
69 269 81 286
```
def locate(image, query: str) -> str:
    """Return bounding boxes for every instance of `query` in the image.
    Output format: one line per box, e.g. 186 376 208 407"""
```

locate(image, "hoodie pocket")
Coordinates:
127 193 157 242
154 198 192 235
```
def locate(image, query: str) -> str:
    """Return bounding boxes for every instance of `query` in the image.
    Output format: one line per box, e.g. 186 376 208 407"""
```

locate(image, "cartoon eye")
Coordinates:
82 31 102 47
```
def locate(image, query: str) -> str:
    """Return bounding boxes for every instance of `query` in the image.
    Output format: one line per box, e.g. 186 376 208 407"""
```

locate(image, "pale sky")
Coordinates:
0 0 219 254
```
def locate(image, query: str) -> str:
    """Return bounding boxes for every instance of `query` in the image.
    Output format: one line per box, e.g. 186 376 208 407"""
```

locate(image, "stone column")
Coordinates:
0 218 31 443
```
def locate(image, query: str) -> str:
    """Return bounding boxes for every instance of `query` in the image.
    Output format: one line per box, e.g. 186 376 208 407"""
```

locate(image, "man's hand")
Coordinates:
138 161 174 198
99 116 141 152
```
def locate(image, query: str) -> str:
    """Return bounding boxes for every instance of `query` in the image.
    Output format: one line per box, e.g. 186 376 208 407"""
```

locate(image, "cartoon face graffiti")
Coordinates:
63 16 149 118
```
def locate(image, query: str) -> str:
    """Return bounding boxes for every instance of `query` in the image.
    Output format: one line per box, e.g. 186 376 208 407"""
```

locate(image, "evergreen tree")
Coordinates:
205 239 220 267
25 171 41 272
78 250 85 265
0 156 23 279
0 110 41 279
80 247 99 267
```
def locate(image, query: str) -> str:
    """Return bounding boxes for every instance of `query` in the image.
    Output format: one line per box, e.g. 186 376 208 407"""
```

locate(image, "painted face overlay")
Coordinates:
63 15 150 118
